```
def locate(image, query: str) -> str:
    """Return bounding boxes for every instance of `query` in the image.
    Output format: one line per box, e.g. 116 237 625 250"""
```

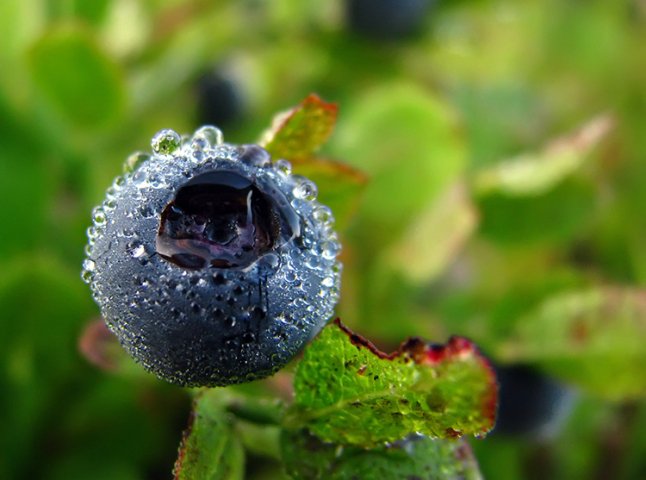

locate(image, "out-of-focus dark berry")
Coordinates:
196 70 244 128
82 127 342 387
494 364 574 438
345 0 434 40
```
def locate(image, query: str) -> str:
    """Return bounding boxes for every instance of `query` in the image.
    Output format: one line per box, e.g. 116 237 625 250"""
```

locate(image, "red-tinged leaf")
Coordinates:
287 320 497 447
260 94 338 162
78 319 121 372
78 319 151 378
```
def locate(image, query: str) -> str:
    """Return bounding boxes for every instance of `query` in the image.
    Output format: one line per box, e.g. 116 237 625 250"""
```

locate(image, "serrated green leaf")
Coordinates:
282 430 482 480
474 115 612 196
28 26 125 129
174 392 244 480
260 94 338 162
498 288 646 400
287 321 497 447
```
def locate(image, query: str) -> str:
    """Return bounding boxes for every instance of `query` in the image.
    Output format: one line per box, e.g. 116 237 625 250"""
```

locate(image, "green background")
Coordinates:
1 0 645 478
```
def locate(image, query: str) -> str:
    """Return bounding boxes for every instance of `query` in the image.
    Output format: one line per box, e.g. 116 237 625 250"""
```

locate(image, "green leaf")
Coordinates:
174 392 245 480
292 157 367 232
260 93 338 162
474 115 613 196
28 25 125 129
477 178 596 246
0 106 52 256
0 256 97 478
331 83 466 249
72 0 111 25
282 430 482 480
384 182 477 283
499 288 646 400
287 320 497 447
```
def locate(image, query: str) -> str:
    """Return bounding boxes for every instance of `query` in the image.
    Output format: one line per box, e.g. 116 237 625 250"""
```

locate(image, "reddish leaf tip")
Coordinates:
331 320 499 433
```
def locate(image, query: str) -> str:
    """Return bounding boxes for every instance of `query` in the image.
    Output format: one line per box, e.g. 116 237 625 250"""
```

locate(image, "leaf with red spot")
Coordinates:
285 320 497 447
260 94 338 162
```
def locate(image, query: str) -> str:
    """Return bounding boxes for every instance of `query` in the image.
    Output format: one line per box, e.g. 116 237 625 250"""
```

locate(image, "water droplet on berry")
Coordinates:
321 240 341 260
126 241 146 258
151 129 181 155
81 259 95 284
239 144 271 167
293 177 318 201
124 151 150 173
92 207 107 226
193 125 223 147
274 159 292 175
313 206 334 226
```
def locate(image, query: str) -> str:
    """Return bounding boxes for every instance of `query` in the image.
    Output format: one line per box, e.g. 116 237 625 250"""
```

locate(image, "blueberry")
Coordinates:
195 70 244 128
345 0 434 40
82 126 341 387
494 364 575 438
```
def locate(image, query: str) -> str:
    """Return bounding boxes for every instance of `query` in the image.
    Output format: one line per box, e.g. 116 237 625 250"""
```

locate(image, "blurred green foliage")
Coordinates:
1 0 645 478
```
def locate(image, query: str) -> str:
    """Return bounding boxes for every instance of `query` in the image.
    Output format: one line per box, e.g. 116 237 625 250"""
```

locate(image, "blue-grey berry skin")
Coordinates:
82 127 341 387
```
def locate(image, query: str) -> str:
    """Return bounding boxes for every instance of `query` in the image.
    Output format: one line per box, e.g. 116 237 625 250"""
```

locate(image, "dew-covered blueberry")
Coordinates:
82 126 341 387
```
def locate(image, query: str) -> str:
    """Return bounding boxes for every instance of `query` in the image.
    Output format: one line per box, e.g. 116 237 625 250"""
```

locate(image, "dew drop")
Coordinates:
126 241 146 258
293 177 318 201
87 226 98 241
104 198 116 210
132 169 147 185
321 240 340 260
151 129 181 155
239 145 271 167
190 136 208 151
92 207 107 226
123 151 151 173
81 259 95 284
156 170 287 270
274 159 292 175
193 125 223 147
313 206 334 225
